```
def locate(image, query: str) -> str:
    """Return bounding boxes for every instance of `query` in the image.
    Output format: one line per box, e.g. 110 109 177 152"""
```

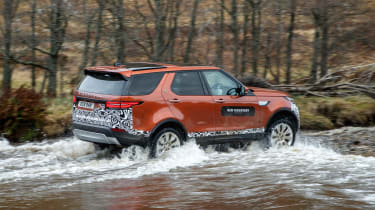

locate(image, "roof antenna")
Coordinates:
114 62 122 67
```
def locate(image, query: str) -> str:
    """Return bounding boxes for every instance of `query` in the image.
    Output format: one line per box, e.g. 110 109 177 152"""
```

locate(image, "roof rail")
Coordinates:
122 62 167 71
128 66 167 71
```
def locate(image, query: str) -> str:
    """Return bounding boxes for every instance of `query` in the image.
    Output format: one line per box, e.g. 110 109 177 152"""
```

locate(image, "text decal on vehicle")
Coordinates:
78 101 95 109
221 106 255 116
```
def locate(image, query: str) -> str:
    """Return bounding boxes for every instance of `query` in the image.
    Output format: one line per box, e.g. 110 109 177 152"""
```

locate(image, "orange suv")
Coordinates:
73 63 300 157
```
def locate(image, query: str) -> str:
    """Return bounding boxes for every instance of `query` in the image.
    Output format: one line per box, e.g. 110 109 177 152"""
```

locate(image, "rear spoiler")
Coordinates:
84 69 128 80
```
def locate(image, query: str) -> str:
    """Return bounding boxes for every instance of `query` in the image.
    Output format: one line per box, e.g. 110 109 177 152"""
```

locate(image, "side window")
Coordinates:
171 71 205 95
202 71 239 96
128 72 164 96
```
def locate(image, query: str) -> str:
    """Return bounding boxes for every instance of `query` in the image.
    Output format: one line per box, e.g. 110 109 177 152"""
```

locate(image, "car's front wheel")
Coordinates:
150 128 184 158
265 118 296 148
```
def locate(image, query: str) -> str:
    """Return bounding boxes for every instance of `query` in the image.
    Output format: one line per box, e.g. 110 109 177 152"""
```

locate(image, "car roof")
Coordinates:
85 62 221 77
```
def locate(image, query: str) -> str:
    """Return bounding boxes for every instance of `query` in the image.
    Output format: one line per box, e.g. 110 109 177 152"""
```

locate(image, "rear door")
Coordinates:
201 70 260 135
162 71 216 138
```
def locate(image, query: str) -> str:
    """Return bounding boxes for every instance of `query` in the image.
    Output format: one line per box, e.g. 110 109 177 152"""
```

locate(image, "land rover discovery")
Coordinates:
72 63 300 157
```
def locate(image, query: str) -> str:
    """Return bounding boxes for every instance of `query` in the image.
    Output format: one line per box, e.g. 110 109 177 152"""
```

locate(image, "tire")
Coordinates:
150 127 184 158
264 118 296 148
93 142 110 151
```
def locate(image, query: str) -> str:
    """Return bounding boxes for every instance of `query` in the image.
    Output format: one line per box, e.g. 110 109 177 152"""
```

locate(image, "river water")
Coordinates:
1 133 375 209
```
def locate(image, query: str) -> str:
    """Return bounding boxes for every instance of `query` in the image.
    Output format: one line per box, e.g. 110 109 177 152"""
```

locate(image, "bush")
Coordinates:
0 87 46 142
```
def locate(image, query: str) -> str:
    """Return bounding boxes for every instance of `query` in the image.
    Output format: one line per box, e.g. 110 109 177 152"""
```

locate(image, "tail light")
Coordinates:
73 96 77 103
106 101 142 109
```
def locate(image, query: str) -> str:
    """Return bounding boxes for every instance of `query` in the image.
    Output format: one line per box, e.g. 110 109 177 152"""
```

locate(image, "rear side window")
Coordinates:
128 72 164 96
78 73 126 95
171 71 204 95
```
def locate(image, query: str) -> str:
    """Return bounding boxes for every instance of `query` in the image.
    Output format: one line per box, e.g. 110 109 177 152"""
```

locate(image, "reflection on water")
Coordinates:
1 133 375 209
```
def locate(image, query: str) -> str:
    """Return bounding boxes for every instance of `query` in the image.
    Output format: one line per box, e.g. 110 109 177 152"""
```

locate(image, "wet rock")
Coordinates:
304 127 375 156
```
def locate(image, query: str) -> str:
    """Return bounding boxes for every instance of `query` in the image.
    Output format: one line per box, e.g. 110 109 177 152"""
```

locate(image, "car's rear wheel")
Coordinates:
265 118 296 148
150 128 184 158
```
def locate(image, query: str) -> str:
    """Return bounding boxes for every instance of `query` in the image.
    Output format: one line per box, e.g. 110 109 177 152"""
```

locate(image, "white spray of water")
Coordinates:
1 133 375 206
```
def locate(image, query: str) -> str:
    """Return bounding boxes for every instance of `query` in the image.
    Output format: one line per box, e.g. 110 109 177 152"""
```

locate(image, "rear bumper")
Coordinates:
73 129 121 145
72 122 149 147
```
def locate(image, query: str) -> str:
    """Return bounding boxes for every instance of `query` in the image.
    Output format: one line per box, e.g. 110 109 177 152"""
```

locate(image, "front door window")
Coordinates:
202 71 239 95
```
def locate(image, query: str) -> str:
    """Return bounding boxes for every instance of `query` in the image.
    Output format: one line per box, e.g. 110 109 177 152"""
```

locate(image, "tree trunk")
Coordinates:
183 0 199 63
40 70 48 94
30 0 37 90
320 5 329 78
240 1 250 75
59 61 64 97
2 0 17 94
154 0 166 62
115 0 126 64
47 0 67 97
215 0 225 67
79 0 93 74
91 0 105 66
230 0 239 76
249 0 262 77
275 0 282 84
263 31 272 79
310 27 320 83
285 0 296 84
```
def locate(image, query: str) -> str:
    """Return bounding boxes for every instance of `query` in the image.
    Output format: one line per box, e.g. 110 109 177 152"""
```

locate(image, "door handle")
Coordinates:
215 99 225 103
169 98 180 103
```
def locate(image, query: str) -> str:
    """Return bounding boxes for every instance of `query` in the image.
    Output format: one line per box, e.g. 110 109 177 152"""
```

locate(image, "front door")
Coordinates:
201 70 260 136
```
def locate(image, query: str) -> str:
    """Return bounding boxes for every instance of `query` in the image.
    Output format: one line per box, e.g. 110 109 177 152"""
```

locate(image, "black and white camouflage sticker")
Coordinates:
187 127 265 138
73 104 265 139
72 104 150 137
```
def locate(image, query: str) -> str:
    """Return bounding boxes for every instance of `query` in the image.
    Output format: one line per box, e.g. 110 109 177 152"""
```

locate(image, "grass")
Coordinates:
294 95 375 130
42 96 73 137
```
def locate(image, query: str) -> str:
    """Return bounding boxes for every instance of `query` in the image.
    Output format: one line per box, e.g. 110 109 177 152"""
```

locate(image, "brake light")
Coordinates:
73 96 77 103
106 101 142 109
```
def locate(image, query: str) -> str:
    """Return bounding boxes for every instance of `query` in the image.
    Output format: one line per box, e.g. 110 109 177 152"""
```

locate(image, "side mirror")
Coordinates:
237 86 248 96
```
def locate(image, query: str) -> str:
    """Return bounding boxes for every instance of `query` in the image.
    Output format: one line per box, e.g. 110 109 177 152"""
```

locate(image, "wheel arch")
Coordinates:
265 108 298 132
150 119 187 141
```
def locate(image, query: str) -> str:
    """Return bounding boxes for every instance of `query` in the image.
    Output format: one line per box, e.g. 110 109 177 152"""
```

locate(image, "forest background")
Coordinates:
1 0 375 142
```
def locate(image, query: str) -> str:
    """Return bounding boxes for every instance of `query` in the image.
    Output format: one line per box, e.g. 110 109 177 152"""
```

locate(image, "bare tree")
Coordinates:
248 0 262 76
310 12 320 83
46 0 68 97
274 0 282 83
309 0 359 83
91 0 105 66
133 0 182 62
11 0 68 97
215 0 225 67
183 0 200 63
240 0 250 75
285 0 296 84
30 0 37 90
2 0 19 94
108 0 127 64
79 0 95 74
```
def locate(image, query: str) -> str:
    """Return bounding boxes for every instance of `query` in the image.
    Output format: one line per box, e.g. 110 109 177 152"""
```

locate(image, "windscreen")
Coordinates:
78 72 127 95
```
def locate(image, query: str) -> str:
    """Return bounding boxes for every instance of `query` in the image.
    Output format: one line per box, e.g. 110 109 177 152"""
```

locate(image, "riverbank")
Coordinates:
305 126 375 157
2 94 375 145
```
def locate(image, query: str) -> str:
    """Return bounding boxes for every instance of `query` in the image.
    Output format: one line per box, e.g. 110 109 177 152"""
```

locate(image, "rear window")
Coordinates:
78 72 127 95
128 72 164 96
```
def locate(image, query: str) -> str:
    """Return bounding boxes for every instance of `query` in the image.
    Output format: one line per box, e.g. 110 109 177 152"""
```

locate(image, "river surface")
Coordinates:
1 133 375 209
